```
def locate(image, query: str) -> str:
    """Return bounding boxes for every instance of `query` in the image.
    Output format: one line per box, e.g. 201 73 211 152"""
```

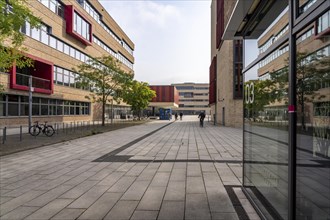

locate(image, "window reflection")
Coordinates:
296 25 330 220
73 11 91 42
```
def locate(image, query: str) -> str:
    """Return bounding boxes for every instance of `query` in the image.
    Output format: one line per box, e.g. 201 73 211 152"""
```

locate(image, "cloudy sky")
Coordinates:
99 0 211 85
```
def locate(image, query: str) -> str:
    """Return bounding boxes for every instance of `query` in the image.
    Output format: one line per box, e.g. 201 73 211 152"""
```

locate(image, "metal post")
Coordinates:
20 126 22 141
2 127 6 144
28 75 33 128
288 1 297 219
111 99 113 125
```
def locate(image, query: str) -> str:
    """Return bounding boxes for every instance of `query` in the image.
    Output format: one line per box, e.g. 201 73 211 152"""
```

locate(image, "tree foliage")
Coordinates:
245 51 329 127
121 80 156 119
0 0 41 93
0 0 41 71
74 56 133 126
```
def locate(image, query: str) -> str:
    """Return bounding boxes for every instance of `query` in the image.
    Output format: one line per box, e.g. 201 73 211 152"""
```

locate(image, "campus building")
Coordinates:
147 85 179 118
0 0 135 125
223 0 329 219
172 82 210 115
209 0 243 128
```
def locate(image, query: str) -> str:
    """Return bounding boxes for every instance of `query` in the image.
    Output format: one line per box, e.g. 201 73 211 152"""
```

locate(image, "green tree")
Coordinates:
121 80 156 120
268 52 330 130
0 0 41 92
74 56 132 126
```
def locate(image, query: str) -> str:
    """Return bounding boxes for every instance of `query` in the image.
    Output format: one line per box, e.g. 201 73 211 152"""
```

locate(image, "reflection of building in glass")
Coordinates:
209 0 243 127
224 0 329 219
172 82 210 115
0 0 135 125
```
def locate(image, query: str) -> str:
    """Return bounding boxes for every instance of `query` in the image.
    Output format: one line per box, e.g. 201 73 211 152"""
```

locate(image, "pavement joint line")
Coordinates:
92 122 174 162
224 185 250 220
126 159 242 163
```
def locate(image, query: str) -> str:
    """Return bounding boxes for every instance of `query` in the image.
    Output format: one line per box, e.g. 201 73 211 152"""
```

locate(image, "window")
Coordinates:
38 0 64 18
73 11 91 42
234 40 243 99
317 9 330 35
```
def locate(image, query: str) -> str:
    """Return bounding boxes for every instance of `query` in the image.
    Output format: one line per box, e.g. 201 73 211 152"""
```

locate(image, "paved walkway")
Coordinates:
0 116 259 220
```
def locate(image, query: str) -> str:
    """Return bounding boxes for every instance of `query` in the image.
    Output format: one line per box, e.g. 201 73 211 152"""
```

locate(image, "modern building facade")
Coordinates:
224 0 329 219
172 82 210 115
0 0 134 125
210 0 243 128
147 85 179 117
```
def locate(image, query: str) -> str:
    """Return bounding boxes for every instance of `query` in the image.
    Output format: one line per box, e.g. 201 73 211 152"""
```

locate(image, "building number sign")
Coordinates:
245 83 254 104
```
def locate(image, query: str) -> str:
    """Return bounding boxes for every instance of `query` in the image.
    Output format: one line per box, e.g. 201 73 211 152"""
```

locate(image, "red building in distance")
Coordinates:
149 85 179 108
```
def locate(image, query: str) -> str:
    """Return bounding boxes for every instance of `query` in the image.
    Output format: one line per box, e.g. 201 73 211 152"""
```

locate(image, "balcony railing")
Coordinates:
16 73 50 90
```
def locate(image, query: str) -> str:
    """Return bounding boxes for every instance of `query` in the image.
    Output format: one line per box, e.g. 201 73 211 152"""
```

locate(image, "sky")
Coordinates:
99 0 211 85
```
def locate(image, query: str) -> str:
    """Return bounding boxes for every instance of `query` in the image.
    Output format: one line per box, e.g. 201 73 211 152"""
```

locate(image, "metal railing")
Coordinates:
16 73 50 90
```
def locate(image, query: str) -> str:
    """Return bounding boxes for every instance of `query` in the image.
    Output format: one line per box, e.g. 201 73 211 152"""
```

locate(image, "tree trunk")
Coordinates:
102 99 105 126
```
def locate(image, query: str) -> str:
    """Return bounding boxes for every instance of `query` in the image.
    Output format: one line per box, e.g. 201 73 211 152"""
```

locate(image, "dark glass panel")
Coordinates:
8 103 18 116
32 104 39 115
20 104 29 116
295 27 330 220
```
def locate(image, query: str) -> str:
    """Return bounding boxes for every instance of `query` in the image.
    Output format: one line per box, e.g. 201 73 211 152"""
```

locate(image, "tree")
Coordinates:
121 80 156 120
268 52 330 130
0 0 41 92
74 55 132 126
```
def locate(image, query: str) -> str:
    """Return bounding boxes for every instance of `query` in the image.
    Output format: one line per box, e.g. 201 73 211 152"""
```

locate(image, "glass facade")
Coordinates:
0 94 90 117
243 51 289 220
295 28 330 220
242 1 329 220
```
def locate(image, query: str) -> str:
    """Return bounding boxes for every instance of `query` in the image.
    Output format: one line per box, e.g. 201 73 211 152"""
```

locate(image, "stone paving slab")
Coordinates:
0 116 260 220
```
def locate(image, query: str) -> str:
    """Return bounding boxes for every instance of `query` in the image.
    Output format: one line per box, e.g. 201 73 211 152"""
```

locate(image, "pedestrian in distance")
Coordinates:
175 113 178 120
198 111 206 127
179 112 183 120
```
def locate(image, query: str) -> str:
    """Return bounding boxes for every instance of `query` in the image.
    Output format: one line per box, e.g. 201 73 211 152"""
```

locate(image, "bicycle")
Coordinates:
29 121 55 137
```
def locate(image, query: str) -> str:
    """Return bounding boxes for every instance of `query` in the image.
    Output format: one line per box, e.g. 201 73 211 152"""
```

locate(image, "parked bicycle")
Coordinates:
29 121 55 137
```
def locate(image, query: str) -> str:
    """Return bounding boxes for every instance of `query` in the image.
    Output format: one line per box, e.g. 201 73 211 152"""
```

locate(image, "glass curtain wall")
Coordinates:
242 1 329 220
295 6 330 220
243 40 289 220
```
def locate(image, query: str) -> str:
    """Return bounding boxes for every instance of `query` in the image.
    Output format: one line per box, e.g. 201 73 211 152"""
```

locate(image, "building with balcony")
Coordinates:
223 0 329 219
0 0 135 125
209 0 243 128
172 82 210 115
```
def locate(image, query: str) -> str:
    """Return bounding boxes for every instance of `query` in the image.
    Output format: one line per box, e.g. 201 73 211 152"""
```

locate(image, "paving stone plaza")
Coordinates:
0 116 259 220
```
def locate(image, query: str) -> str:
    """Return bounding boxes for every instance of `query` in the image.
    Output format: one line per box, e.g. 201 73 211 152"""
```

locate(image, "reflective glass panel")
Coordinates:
243 38 289 219
295 25 330 220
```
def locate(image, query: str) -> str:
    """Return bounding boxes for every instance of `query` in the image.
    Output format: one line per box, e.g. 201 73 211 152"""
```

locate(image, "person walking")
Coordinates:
179 112 183 120
175 113 178 120
198 111 206 127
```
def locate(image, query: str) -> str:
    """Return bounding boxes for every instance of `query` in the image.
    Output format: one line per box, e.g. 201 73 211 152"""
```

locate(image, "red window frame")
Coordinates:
65 5 92 46
10 54 54 94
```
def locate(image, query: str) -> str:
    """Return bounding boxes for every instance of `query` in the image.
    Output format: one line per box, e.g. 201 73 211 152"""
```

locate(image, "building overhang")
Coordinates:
223 0 287 40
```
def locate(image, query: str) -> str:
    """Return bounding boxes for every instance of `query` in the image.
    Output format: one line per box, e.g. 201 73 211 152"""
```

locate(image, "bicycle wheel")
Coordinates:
29 125 41 136
44 126 55 137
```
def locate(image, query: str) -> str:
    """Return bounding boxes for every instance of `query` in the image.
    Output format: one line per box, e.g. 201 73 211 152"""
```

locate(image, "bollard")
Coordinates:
2 127 6 144
55 123 58 134
66 124 68 134
20 126 22 141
